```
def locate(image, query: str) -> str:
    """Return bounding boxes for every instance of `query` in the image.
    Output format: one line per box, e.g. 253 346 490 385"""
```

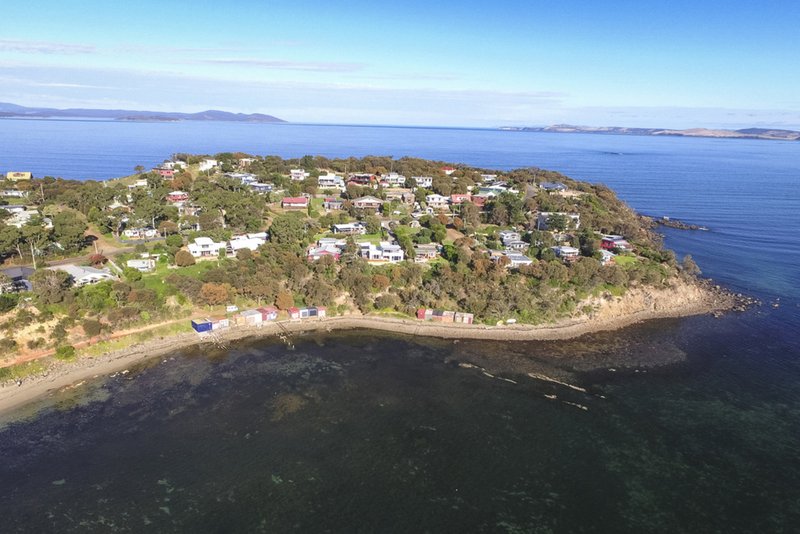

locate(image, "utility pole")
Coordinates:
29 241 37 270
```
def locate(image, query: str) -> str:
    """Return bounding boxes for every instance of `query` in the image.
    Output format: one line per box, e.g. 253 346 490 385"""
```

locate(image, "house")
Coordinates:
383 188 415 204
481 174 498 183
359 242 405 263
198 159 218 172
249 182 273 194
290 169 310 181
498 230 521 244
601 235 633 252
0 266 34 293
552 246 581 261
128 178 148 189
52 265 116 287
470 195 488 208
0 189 27 198
323 197 344 210
257 306 279 322
318 173 345 190
166 191 189 203
540 181 568 192
380 173 406 186
441 166 456 176
225 172 258 184
4 209 37 228
1 204 26 215
155 168 175 179
127 258 156 272
332 222 366 235
348 173 375 186
281 196 309 210
536 212 581 230
413 244 440 262
188 237 227 258
238 157 256 167
351 196 384 211
288 306 327 320
307 245 341 262
502 252 534 269
450 193 471 205
412 176 433 188
505 240 529 251
229 233 267 253
123 227 158 239
599 249 616 265
5 172 31 181
425 194 449 210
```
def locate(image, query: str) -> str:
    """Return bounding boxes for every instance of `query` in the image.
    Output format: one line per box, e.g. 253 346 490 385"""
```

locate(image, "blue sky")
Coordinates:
1 0 799 128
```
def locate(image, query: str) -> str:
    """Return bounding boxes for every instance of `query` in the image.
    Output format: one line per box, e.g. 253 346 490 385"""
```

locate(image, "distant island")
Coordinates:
0 102 285 123
502 124 800 141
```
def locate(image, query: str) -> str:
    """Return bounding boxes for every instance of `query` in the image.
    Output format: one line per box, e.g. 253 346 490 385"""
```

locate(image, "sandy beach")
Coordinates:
0 280 736 417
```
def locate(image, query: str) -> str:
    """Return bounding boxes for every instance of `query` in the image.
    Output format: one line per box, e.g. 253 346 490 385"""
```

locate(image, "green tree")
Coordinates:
51 209 88 252
269 214 307 245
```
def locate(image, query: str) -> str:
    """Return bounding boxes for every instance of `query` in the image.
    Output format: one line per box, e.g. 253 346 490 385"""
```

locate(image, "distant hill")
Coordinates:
503 124 800 141
0 102 286 123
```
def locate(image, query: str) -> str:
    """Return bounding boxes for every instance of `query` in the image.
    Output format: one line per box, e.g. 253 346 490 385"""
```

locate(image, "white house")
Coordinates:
127 258 156 272
412 176 433 188
502 252 534 269
381 173 406 186
318 173 345 190
359 242 405 263
188 237 227 258
52 265 116 286
332 222 366 235
425 194 450 210
229 233 267 253
199 159 218 172
498 230 521 244
0 190 27 198
552 245 581 260
290 169 310 181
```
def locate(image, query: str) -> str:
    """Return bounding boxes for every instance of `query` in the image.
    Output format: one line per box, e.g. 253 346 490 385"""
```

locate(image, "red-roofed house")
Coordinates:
450 193 471 205
281 197 309 210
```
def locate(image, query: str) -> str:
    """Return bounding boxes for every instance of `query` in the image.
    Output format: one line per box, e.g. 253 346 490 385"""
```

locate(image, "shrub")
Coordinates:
0 338 18 353
175 249 196 267
27 338 46 350
82 319 103 337
54 345 76 361
123 267 143 282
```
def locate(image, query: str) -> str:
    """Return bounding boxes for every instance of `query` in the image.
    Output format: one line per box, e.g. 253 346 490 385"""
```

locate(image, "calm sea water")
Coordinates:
0 120 799 532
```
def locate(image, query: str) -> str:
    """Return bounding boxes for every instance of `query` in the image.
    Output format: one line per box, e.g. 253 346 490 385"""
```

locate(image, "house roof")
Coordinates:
282 196 308 204
1 266 35 280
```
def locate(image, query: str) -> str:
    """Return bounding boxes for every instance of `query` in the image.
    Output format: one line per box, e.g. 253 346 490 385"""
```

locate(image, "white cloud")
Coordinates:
0 39 96 55
191 58 366 72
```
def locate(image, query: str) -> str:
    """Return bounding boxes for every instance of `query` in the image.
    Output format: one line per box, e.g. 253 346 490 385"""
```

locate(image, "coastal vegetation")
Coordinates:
1 154 708 369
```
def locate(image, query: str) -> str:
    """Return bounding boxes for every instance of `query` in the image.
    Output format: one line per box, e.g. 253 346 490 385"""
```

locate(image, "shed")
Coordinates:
257 306 278 322
238 309 263 326
191 319 212 333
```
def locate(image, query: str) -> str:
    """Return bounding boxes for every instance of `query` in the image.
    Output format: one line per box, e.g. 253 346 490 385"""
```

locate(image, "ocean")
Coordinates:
0 119 799 532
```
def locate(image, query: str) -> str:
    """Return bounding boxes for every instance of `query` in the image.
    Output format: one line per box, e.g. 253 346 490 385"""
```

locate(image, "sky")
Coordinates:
1 0 799 128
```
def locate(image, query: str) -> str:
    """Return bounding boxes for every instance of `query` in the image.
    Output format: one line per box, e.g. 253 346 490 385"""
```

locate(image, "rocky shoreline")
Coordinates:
0 279 744 418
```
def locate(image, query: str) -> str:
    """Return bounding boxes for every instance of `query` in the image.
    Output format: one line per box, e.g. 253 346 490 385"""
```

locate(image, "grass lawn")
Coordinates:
613 255 638 267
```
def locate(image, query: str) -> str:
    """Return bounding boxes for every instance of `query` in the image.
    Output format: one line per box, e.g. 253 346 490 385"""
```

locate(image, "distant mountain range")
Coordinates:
502 124 800 141
0 102 285 123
